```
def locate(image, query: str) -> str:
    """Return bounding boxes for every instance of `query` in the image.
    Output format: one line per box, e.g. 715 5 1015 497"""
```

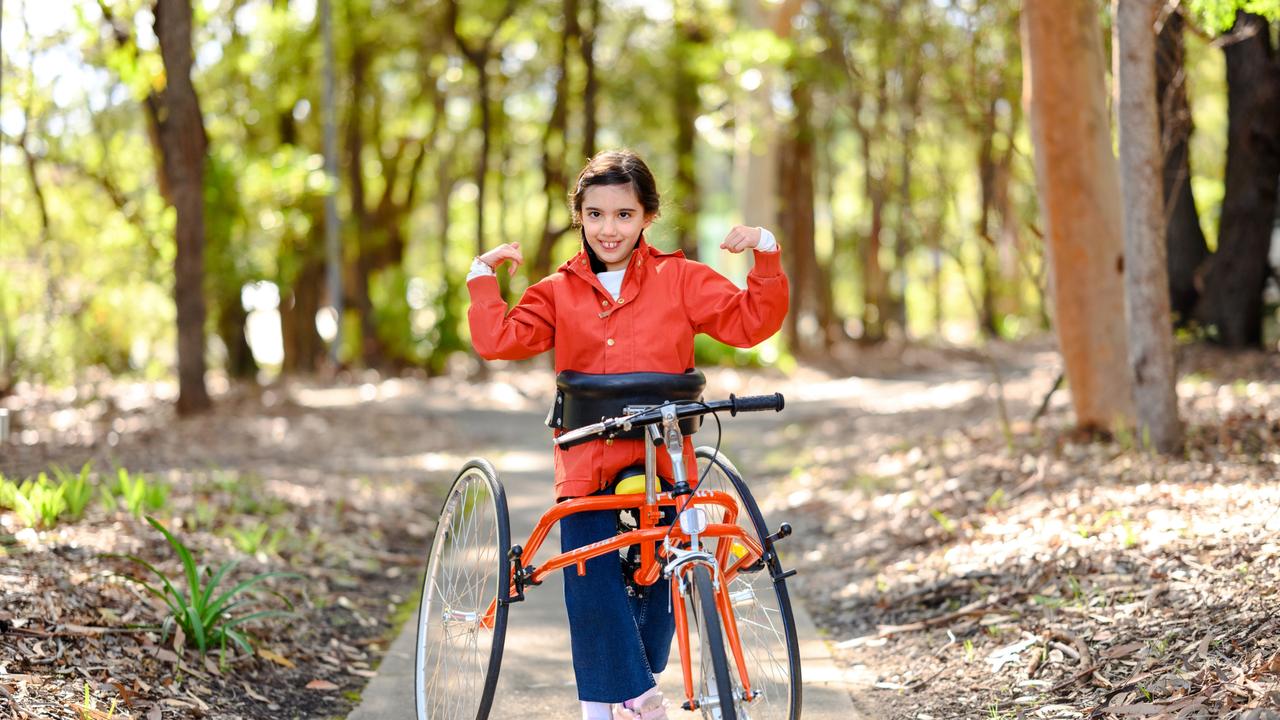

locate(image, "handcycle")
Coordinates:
414 370 801 720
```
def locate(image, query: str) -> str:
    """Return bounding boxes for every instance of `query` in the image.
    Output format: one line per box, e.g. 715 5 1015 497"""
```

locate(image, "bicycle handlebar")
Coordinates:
553 392 785 450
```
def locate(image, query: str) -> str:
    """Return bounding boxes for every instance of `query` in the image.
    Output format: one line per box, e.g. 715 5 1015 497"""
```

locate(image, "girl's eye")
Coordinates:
588 211 600 218
619 212 631 219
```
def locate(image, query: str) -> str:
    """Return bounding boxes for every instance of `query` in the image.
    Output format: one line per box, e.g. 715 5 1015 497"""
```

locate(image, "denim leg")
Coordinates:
561 507 655 703
630 578 675 674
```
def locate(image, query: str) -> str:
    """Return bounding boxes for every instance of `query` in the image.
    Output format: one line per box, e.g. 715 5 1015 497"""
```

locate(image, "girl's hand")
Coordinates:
479 242 523 276
719 225 761 254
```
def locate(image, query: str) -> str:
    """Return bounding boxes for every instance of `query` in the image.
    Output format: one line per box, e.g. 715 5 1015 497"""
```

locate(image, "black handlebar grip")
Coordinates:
729 392 785 415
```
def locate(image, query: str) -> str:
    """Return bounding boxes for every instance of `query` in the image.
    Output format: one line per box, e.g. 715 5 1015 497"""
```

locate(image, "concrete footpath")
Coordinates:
348 398 864 719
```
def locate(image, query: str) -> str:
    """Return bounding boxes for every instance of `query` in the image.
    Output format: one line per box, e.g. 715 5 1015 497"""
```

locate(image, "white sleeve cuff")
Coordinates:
467 257 496 281
755 227 778 252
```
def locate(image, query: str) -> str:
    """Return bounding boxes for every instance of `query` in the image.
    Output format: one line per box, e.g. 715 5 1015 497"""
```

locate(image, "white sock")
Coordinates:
581 700 612 720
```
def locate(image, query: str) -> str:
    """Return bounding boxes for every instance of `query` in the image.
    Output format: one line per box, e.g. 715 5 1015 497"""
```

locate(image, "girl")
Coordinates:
466 149 788 720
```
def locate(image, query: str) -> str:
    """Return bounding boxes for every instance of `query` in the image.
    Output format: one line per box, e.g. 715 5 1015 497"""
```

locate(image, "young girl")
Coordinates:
466 149 788 720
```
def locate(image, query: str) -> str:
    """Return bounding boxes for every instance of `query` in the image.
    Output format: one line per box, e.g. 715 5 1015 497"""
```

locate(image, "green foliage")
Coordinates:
121 516 300 657
8 475 68 529
103 468 170 517
1 464 96 528
226 521 287 557
50 462 96 520
1189 0 1280 32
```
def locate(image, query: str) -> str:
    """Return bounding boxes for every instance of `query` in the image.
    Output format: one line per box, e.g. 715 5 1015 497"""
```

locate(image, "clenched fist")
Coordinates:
719 225 762 254
479 242 524 276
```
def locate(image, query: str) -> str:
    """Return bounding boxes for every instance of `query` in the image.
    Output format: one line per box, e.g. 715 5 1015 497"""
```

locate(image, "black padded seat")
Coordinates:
548 369 707 439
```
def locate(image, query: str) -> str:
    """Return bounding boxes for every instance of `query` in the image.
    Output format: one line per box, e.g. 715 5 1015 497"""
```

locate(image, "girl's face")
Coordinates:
581 183 653 272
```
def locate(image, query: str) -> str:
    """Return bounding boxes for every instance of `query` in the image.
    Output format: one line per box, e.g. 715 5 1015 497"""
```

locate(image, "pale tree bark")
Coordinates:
1115 0 1183 453
735 0 802 232
154 0 211 415
1023 0 1133 431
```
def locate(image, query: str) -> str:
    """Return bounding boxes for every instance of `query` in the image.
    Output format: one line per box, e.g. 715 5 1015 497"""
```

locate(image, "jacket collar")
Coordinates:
558 236 684 278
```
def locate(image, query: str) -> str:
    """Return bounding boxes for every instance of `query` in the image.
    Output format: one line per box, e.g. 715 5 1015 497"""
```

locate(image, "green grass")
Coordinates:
119 516 301 657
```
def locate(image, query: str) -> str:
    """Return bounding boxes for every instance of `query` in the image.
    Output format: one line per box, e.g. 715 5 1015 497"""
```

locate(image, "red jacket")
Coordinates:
467 238 789 498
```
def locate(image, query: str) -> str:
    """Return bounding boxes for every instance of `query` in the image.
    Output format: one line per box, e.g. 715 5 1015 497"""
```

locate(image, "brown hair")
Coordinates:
569 149 661 226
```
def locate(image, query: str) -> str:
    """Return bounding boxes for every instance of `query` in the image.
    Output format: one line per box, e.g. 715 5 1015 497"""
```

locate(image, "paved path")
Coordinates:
348 389 866 719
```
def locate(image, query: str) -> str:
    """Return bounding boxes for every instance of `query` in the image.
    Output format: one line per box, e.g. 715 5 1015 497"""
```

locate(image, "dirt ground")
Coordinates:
742 342 1280 719
2 340 1279 719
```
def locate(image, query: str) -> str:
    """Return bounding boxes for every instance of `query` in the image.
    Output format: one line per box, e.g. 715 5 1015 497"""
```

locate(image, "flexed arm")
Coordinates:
467 242 556 360
684 226 789 347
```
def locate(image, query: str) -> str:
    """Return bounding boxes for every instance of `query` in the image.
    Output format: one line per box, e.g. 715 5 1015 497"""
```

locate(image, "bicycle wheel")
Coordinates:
694 447 802 720
689 563 738 720
415 459 512 720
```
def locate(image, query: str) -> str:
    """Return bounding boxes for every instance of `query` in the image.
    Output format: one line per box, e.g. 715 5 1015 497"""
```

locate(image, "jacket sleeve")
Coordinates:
682 247 789 348
467 274 556 360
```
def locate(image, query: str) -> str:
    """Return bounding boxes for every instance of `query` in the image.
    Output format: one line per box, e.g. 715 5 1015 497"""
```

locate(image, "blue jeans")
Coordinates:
560 486 676 703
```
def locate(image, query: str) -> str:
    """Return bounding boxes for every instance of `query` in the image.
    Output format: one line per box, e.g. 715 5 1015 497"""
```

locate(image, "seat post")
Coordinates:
644 423 660 506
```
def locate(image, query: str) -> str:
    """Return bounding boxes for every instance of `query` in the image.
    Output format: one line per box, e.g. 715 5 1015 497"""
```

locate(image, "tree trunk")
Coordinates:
672 8 703 259
280 239 325 374
1023 0 1134 431
1156 9 1208 326
1115 0 1183 453
533 0 575 280
779 77 817 356
1193 12 1280 347
860 64 890 343
154 0 210 415
580 0 599 160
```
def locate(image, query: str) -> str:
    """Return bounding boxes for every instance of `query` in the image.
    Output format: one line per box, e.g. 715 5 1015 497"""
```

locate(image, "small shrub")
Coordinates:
120 516 300 656
103 468 169 517
12 474 67 528
227 522 286 557
51 462 95 520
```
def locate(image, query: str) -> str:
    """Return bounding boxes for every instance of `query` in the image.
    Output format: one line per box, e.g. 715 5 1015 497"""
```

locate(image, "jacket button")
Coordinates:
602 300 609 307
606 338 615 346
618 297 625 303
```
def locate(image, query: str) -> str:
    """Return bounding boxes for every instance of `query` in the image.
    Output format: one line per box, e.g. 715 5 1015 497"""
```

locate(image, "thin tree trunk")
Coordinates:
446 0 517 257
1115 0 1183 453
672 6 703 259
1193 12 1280 347
580 0 599 160
779 77 817 356
1023 0 1134 431
154 0 210 414
533 0 575 280
1156 8 1208 326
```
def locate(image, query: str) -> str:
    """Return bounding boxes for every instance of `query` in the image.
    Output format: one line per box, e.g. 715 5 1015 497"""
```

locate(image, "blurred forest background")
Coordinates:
2 0 1279 412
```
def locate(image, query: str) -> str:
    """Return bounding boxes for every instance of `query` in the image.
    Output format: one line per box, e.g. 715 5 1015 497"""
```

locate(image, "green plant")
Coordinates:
79 682 119 719
51 462 95 520
227 521 286 556
121 516 299 656
10 474 67 528
103 468 169 517
930 509 957 534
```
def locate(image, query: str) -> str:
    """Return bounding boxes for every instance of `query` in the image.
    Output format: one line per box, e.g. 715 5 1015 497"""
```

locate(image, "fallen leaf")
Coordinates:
242 681 271 703
1103 642 1144 659
259 648 296 668
305 679 339 691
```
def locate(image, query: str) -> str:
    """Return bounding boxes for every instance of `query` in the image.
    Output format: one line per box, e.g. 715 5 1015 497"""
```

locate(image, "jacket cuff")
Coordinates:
750 243 784 278
466 273 501 299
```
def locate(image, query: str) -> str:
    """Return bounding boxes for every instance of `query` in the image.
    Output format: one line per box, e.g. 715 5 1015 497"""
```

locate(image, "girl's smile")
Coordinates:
581 184 654 271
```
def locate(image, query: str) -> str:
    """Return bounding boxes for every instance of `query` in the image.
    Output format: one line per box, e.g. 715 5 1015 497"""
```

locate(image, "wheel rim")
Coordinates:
418 467 505 720
695 451 797 720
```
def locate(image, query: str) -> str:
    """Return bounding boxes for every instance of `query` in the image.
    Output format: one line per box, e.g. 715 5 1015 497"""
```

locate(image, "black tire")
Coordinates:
691 563 738 720
695 447 802 720
415 459 511 720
